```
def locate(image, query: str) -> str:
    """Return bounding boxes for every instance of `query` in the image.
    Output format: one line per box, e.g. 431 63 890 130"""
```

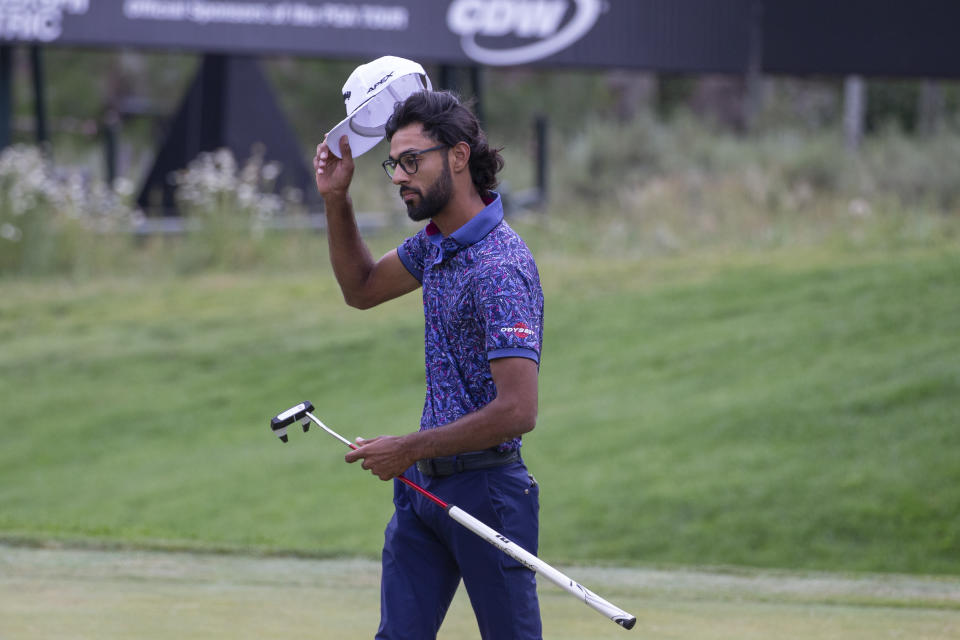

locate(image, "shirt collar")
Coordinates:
425 192 503 250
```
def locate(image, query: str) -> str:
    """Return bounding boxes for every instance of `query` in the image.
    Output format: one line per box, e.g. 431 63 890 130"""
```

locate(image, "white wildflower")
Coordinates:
261 162 281 182
848 198 872 218
1 223 22 242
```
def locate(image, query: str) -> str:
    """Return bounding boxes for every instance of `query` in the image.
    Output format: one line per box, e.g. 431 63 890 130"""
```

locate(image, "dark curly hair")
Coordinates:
385 91 504 198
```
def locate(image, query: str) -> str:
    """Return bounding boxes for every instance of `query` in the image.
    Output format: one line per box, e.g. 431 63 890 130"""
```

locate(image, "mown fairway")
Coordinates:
2 544 959 639
1 240 959 575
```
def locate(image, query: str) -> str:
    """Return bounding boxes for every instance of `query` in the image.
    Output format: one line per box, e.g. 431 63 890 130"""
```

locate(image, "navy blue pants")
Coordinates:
376 461 542 640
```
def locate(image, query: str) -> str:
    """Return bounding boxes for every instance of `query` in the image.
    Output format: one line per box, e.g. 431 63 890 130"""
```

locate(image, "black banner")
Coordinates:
1 0 751 72
2 0 958 76
762 0 960 78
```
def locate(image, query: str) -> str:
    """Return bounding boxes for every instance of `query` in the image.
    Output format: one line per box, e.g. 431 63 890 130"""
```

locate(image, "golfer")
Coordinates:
314 90 544 639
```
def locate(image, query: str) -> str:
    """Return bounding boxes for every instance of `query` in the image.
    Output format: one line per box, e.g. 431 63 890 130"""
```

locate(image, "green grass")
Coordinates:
2 544 959 640
534 248 960 573
1 237 959 574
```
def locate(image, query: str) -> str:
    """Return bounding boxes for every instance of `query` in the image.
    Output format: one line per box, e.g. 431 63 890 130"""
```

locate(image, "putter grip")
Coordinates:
446 506 637 630
270 401 315 432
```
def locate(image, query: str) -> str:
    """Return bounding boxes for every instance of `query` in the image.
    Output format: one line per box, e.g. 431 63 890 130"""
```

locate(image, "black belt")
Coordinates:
416 448 520 477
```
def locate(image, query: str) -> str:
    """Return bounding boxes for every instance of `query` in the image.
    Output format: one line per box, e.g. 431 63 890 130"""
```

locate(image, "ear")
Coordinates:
450 141 471 174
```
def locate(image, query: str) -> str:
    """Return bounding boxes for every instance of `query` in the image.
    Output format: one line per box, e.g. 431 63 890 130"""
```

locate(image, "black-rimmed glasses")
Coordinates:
382 145 448 178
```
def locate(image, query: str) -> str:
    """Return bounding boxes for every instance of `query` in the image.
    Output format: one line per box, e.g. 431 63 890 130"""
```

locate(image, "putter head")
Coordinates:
270 401 315 443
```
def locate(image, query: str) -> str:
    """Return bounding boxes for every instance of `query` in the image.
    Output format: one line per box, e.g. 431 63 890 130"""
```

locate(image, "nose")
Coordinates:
391 169 408 186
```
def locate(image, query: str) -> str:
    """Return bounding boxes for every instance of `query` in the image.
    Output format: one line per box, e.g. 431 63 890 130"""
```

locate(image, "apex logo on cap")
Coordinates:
368 71 395 94
326 56 431 159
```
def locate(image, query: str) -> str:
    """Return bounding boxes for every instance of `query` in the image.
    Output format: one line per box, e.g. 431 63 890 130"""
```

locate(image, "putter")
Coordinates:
270 401 637 631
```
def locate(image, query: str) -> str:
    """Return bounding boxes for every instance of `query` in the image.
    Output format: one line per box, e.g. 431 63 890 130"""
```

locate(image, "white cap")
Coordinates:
326 56 432 158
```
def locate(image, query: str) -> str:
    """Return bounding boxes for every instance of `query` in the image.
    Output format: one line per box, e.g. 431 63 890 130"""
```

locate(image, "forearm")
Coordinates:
323 193 377 308
402 394 537 460
345 358 539 479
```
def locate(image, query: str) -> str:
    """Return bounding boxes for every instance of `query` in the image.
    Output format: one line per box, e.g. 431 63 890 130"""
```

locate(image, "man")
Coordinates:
314 90 544 639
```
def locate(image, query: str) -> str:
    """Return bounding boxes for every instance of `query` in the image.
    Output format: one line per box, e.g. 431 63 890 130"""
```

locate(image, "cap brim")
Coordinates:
326 116 385 159
326 72 431 159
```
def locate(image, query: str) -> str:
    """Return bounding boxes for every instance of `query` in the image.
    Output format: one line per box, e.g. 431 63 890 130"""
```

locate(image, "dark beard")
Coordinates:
405 159 453 222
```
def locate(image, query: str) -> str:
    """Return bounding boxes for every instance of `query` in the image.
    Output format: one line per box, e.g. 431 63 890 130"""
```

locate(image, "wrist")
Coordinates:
401 431 429 461
323 191 352 211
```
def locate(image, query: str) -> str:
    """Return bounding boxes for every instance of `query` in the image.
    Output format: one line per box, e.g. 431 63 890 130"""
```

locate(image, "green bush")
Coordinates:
559 114 664 202
858 121 960 207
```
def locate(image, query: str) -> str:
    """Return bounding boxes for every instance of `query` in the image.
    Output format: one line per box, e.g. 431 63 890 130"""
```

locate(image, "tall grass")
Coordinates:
0 146 134 276
542 114 960 255
0 145 318 278
0 115 960 277
1 117 958 277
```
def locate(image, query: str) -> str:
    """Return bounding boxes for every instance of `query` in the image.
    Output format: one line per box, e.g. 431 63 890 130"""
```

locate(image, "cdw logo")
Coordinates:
447 0 603 66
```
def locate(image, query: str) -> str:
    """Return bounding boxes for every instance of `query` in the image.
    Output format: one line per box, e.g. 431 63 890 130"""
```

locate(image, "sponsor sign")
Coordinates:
1 0 89 42
446 0 603 65
1 0 753 73
121 1 410 31
3 0 957 78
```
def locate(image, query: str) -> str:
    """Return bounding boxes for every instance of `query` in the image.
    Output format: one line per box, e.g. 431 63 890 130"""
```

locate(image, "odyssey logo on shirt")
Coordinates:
500 322 536 339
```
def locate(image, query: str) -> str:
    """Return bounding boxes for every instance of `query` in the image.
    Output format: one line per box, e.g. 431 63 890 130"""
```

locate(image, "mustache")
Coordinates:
399 187 421 198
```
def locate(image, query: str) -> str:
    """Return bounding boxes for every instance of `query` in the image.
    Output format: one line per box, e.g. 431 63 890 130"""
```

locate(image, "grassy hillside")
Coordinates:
534 247 960 573
1 236 958 574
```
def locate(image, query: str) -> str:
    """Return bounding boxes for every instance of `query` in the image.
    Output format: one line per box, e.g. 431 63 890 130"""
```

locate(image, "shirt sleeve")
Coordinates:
397 231 428 283
474 263 543 364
